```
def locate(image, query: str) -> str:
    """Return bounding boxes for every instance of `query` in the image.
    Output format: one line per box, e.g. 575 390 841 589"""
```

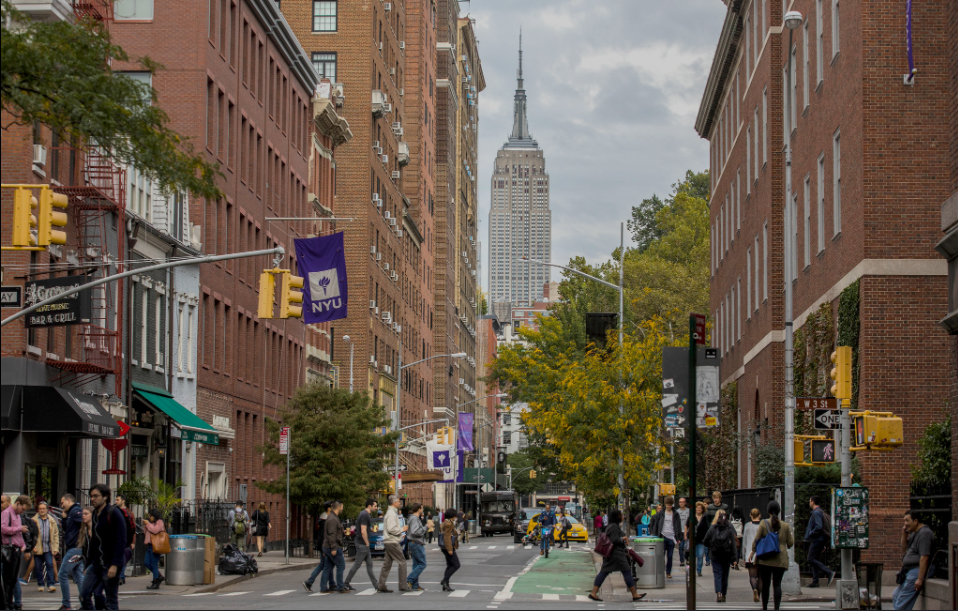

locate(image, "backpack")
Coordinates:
119 507 136 542
233 513 246 535
821 510 832 543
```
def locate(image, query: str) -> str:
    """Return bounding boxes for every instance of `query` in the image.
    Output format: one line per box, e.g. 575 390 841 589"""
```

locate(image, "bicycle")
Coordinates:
539 525 554 558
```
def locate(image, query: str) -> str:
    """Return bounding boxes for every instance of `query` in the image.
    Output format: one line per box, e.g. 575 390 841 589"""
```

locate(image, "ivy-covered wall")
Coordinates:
703 381 740 492
837 280 861 409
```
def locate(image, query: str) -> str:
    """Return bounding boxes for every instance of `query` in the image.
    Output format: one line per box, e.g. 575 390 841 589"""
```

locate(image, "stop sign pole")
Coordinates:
280 426 291 565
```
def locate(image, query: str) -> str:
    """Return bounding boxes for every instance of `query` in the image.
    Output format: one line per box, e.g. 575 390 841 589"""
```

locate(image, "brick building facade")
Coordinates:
697 0 952 567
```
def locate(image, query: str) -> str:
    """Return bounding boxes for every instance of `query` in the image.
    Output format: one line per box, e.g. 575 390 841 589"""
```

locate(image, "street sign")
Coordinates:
116 420 132 437
798 397 838 411
23 275 91 328
692 313 707 346
0 287 22 309
811 439 836 463
388 464 408 472
279 426 290 455
659 483 676 495
101 438 128 475
813 409 842 430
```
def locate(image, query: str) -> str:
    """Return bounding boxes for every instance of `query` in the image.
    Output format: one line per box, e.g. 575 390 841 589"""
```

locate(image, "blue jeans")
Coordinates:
807 540 832 585
893 566 934 611
695 543 707 574
80 564 118 610
13 575 21 606
407 543 426 588
59 548 85 608
321 548 345 592
540 528 552 551
712 559 731 596
306 552 327 590
679 539 688 564
144 544 160 580
34 550 56 586
664 538 676 575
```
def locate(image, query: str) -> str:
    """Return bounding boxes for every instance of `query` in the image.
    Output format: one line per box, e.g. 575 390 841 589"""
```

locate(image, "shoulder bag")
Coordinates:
754 520 780 560
594 532 614 558
151 529 172 555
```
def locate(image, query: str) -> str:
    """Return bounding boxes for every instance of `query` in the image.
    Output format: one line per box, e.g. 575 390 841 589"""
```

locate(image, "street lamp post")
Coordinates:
520 222 627 520
783 9 804 596
342 335 354 393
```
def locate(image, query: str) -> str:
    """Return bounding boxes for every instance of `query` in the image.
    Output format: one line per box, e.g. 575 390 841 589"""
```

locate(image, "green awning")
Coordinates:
132 382 219 445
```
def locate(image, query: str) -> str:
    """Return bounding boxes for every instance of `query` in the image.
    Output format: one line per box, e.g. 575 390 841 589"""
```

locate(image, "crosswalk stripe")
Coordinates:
576 595 591 602
264 590 295 596
448 590 470 598
219 592 250 596
506 545 515 550
403 591 423 596
469 546 478 549
183 593 214 597
542 594 560 601
488 545 497 549
309 592 329 597
355 588 378 596
494 591 513 601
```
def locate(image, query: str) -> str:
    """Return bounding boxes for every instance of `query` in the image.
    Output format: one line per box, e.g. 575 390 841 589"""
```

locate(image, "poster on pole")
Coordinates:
294 233 349 324
662 347 721 429
831 486 869 549
279 426 290 455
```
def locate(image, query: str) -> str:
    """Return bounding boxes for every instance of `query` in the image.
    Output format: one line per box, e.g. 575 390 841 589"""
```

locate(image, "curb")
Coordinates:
192 562 316 594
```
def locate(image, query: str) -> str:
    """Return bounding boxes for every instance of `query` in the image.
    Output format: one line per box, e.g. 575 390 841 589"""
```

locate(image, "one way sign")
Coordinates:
813 409 842 431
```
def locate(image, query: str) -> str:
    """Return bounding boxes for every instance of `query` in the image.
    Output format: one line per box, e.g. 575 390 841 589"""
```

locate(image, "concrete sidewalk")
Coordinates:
18 552 318 603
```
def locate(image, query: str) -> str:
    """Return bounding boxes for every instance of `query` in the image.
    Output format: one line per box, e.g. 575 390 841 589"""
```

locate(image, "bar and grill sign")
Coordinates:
24 275 91 328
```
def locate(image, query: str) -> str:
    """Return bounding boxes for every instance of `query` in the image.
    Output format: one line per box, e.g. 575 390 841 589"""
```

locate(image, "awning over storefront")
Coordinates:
16 386 120 438
132 382 219 445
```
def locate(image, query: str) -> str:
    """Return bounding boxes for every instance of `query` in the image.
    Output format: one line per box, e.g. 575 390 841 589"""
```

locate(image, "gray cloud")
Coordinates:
469 0 725 287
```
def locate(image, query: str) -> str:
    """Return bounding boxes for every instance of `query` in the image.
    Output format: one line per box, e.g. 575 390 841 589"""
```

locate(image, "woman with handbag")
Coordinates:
749 501 793 610
439 509 460 592
588 510 647 602
142 509 169 590
251 503 271 557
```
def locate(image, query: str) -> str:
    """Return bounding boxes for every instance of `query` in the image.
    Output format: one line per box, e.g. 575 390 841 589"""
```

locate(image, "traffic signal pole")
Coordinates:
687 314 697 611
1 246 286 328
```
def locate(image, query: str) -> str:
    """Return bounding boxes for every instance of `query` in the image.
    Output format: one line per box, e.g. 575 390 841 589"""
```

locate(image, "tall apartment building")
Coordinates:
489 39 551 322
696 0 952 564
944 0 958 525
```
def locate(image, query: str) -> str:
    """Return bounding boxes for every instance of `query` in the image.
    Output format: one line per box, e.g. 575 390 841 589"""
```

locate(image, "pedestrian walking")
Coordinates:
58 494 85 611
31 501 60 593
114 494 137 585
692 501 709 577
557 511 572 549
2 495 31 609
226 502 250 552
750 501 793 610
304 501 333 593
426 513 436 545
650 496 684 579
805 496 834 588
602 510 609 532
676 498 691 566
892 510 936 611
439 509 461 592
21 508 38 587
406 503 427 591
341 499 378 592
704 491 728 567
703 509 737 603
251 503 271 557
321 501 347 594
593 511 604 535
587 510 646 602
742 508 763 603
142 509 167 590
77 507 106 610
79 484 128 611
377 495 409 593
730 507 744 570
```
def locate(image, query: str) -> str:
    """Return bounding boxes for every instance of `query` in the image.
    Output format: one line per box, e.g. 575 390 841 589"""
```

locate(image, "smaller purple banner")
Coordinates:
294 233 349 324
455 451 465 483
458 412 474 453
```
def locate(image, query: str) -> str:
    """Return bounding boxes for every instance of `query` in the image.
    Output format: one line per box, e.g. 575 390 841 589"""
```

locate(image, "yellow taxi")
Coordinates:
526 513 589 542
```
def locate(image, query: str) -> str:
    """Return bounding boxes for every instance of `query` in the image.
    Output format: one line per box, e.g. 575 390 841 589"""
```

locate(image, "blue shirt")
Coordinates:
63 503 83 550
539 510 556 528
805 507 826 542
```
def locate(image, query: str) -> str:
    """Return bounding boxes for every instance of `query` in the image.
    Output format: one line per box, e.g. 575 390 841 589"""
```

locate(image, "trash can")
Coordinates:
855 562 883 609
468 520 478 535
167 535 198 586
191 535 209 585
631 537 666 589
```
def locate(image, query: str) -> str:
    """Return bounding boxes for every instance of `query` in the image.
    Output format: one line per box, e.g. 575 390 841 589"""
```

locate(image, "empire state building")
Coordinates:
488 37 551 321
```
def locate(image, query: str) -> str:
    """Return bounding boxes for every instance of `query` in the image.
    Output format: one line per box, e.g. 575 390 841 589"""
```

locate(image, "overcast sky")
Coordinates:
466 0 727 291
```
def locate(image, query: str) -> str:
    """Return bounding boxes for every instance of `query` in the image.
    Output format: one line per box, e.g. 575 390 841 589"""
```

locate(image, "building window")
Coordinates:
818 153 826 252
746 127 752 191
832 0 840 58
746 248 752 317
816 0 824 83
802 20 810 109
790 46 798 130
177 305 185 372
762 87 768 165
114 0 153 20
804 175 811 268
503 431 512 445
791 192 798 282
763 222 769 301
141 288 148 364
754 237 760 312
833 130 841 235
311 52 337 81
155 295 163 368
312 1 337 32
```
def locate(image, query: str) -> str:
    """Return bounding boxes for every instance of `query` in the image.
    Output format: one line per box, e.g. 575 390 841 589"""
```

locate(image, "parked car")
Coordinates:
515 507 543 543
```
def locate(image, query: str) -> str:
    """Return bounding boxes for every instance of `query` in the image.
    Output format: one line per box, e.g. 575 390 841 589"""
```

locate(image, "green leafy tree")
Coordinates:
505 448 540 497
627 194 665 253
911 413 951 487
257 384 398 518
1 1 221 198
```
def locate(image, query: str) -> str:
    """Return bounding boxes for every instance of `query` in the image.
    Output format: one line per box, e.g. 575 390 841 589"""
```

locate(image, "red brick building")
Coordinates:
697 0 952 567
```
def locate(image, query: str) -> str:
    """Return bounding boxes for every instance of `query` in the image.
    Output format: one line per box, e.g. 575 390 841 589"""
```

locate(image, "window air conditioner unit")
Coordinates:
370 245 377 254
392 171 401 179
375 307 379 315
377 252 383 261
459 378 465 385
370 300 377 309
384 263 390 271
390 218 397 226
384 210 391 219
384 2 392 11
374 140 380 149
370 355 377 364
383 103 393 113
377 199 383 209
389 68 396 76
399 41 405 50
392 122 402 132
384 365 392 375
372 193 381 204
379 42 384 51
471 270 477 276
382 154 389 164
391 271 399 281
395 229 402 238
33 145 47 166
399 88 405 96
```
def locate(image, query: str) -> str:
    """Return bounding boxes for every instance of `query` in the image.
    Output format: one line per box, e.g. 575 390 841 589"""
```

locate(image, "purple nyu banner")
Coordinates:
294 233 349 324
457 412 474 453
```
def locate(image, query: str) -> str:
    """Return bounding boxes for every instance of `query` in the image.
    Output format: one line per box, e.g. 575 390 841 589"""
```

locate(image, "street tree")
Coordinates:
505 448 542 497
258 384 397 521
1 1 221 198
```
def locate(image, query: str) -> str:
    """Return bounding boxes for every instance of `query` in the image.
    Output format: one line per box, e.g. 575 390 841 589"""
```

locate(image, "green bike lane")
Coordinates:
507 548 597 598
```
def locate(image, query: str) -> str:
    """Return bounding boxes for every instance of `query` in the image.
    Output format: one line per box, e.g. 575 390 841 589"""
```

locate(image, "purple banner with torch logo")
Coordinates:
294 233 349 324
457 412 474 453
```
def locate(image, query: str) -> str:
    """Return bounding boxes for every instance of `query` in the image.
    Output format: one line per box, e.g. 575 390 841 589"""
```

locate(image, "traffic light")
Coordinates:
38 189 68 246
852 412 903 449
257 270 276 319
529 470 537 479
12 188 38 247
830 346 852 401
279 272 304 319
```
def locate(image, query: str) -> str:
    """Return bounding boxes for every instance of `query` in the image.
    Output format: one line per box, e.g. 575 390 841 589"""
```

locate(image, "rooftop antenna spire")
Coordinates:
517 28 523 87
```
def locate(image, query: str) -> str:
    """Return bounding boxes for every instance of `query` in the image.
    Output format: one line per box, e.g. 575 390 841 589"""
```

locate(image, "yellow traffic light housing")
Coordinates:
38 189 68 246
258 271 276 319
12 188 38 247
529 469 537 479
852 411 903 451
829 346 852 401
279 272 304 319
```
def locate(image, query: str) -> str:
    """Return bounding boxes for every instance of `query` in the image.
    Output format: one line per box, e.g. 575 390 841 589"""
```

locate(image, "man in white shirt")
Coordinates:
376 495 410 593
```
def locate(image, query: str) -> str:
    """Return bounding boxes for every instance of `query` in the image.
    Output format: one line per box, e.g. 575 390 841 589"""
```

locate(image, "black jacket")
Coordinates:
692 514 710 544
85 505 127 570
599 522 631 574
649 510 685 542
62 503 83 550
703 523 738 562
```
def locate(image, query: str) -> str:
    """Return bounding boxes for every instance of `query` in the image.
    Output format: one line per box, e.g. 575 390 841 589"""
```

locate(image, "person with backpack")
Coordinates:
557 511 572 549
730 507 745 570
749 501 794 610
227 502 250 552
587 510 646 602
703 509 738 603
250 503 271 558
805 496 834 588
142 509 167 590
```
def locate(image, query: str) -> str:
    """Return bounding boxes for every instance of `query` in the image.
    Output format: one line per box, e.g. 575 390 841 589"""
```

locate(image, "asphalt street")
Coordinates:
19 535 841 610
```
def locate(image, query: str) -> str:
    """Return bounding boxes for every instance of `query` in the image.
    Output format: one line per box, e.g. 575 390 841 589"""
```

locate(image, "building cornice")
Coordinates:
695 0 745 139
313 98 353 146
